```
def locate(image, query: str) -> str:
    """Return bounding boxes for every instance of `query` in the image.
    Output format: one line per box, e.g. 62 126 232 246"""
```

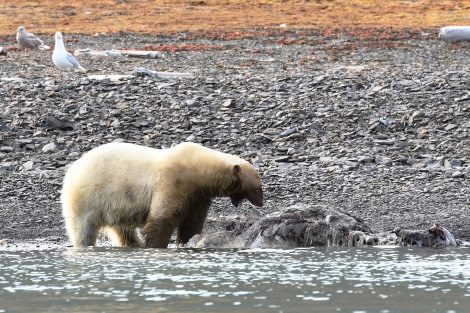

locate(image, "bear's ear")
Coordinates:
233 165 241 176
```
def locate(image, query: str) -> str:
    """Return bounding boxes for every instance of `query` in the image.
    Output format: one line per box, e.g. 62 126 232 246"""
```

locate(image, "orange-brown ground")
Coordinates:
0 0 469 38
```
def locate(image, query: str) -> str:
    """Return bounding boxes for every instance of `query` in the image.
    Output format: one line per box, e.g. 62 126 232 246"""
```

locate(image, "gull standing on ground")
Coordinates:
16 26 50 56
52 32 86 78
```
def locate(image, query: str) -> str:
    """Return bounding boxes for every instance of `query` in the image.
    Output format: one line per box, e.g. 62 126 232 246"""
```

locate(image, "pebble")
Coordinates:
41 142 57 153
23 161 34 171
222 99 233 107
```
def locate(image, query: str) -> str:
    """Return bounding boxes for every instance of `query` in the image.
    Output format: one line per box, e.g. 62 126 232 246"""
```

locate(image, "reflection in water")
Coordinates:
0 247 469 312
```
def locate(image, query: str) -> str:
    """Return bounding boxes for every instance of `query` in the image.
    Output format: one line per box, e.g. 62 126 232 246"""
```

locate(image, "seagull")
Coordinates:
52 32 86 78
439 26 470 43
16 26 50 56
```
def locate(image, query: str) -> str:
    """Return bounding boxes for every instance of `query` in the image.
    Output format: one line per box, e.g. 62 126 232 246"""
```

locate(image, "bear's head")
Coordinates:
230 163 263 207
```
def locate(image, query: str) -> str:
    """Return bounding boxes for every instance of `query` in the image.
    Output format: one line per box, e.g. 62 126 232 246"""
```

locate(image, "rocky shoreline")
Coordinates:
1 30 470 250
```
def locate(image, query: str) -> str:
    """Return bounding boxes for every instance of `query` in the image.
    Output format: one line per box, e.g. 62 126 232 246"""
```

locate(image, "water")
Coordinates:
0 246 469 313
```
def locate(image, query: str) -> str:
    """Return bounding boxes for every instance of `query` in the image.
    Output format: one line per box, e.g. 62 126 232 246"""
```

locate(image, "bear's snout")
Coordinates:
230 189 263 207
250 195 263 207
247 189 263 207
247 188 263 207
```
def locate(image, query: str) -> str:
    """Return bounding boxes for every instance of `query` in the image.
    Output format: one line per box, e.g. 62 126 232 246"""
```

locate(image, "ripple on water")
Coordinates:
0 247 469 312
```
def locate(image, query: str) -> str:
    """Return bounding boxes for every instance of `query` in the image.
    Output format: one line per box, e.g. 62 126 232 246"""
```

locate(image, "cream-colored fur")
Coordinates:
61 142 263 248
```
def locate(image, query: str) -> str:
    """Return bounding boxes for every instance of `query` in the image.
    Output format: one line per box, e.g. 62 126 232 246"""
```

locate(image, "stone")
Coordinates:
23 161 34 171
0 146 14 153
42 142 57 153
109 109 122 117
444 124 458 131
222 99 233 107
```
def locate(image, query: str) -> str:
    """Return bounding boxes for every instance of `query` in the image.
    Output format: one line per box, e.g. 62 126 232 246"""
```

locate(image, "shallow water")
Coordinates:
0 246 469 313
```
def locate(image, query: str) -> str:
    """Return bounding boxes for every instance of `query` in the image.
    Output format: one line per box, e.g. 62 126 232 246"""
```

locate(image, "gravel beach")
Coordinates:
1 30 469 250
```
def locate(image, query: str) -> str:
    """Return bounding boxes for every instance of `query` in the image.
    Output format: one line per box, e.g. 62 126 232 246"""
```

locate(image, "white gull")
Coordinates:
52 32 86 78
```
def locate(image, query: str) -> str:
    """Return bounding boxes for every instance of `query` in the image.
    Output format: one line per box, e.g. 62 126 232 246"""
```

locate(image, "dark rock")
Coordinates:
46 115 74 131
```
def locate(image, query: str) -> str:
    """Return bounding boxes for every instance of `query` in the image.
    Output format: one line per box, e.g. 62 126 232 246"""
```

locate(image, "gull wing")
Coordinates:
25 33 44 46
66 51 81 67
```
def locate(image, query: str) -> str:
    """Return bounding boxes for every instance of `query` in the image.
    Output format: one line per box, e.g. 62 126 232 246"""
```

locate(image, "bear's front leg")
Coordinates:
143 215 176 248
176 199 211 245
144 197 183 248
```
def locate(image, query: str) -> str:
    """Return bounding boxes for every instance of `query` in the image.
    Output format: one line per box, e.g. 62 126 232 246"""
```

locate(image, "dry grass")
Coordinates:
0 0 469 37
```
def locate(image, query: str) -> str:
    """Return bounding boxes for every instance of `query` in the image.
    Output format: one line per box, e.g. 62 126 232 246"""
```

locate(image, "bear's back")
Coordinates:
64 143 163 185
169 142 245 167
64 142 252 189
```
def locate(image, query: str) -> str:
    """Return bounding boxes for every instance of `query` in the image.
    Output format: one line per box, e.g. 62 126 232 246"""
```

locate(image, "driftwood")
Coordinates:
439 26 470 43
188 204 376 249
73 49 194 81
74 48 164 59
392 223 457 247
87 74 133 82
86 71 194 82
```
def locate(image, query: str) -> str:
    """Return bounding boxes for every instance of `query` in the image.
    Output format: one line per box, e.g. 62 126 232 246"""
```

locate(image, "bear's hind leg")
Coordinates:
64 216 99 247
107 226 143 247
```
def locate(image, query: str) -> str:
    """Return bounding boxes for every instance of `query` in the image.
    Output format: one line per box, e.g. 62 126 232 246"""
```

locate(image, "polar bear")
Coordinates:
61 142 263 248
